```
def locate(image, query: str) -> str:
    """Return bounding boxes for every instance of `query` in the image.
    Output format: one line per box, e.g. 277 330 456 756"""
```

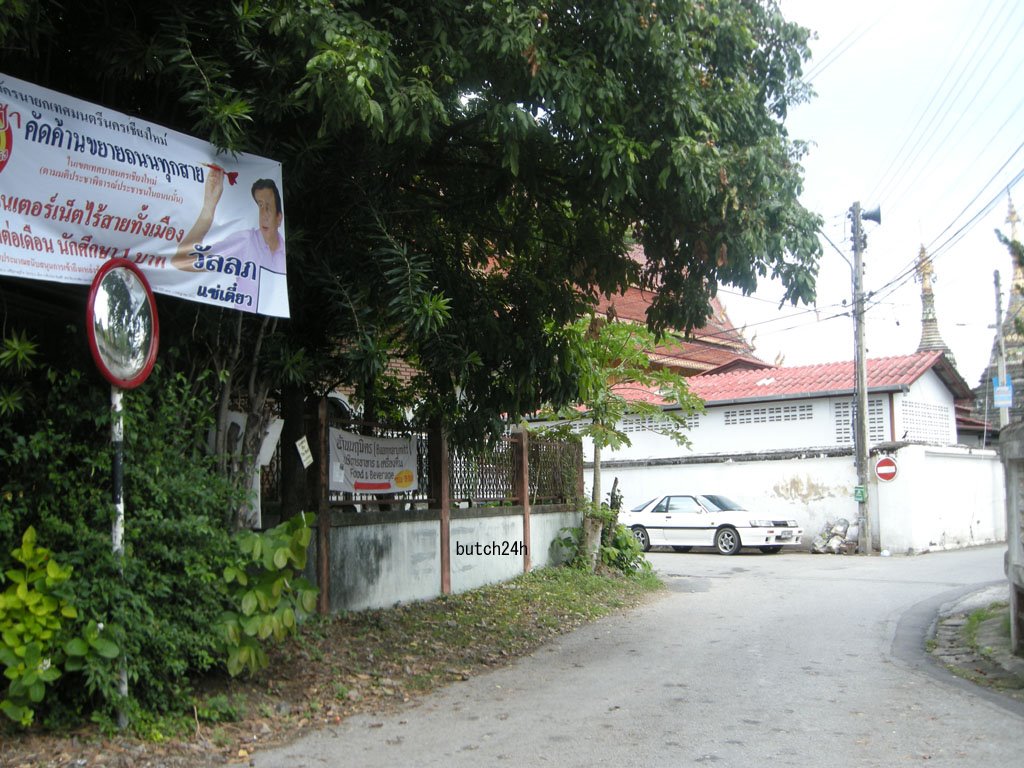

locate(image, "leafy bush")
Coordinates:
0 528 76 725
0 335 248 724
0 528 121 727
219 513 319 677
0 329 37 418
600 524 651 575
558 500 651 575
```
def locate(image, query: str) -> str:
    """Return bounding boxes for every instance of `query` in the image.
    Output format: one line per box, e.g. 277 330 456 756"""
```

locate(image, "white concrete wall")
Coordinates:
593 453 858 544
871 445 1005 554
529 509 580 568
450 513 525 594
328 518 441 612
602 398 839 459
449 507 580 593
893 371 957 444
322 507 582 611
591 445 1004 554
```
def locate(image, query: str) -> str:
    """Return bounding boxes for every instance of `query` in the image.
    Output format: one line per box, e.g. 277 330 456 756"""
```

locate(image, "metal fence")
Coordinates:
261 412 582 511
324 418 432 508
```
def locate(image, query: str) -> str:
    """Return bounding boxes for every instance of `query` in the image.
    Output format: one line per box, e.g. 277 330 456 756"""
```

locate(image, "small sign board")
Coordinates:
993 376 1013 408
875 455 898 482
295 436 314 469
854 485 867 502
328 428 418 493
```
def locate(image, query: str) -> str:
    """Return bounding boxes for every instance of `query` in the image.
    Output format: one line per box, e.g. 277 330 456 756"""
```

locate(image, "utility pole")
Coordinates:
995 270 1009 428
851 201 872 555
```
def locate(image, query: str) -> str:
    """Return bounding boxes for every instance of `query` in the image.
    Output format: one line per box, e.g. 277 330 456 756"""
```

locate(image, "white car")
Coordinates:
622 494 803 555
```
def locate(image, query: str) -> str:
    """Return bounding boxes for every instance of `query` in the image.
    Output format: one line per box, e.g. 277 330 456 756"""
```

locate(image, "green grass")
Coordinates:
271 565 665 701
964 601 1009 650
0 565 665 767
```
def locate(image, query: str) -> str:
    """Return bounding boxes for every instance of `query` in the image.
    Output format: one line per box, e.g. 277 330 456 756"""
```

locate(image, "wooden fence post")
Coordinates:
316 397 331 614
575 439 585 500
429 420 452 594
516 431 531 573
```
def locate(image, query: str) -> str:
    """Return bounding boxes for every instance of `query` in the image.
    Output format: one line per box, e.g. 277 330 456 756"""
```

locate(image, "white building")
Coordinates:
585 351 1005 553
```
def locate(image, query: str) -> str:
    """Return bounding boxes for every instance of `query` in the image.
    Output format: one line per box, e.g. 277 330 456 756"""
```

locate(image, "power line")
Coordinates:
864 170 1022 315
848 136 1024 321
704 286 852 347
927 151 1024 253
802 17 881 84
881 4 1024 212
921 87 1024 218
869 0 999 205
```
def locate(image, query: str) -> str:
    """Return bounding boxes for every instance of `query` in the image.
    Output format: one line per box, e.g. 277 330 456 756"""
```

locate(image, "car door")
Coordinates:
639 497 672 547
663 495 710 546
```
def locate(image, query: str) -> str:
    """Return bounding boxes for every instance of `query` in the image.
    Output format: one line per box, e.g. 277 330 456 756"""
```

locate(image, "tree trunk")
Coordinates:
602 476 620 549
235 380 271 530
279 383 312 521
581 516 602 572
581 441 602 570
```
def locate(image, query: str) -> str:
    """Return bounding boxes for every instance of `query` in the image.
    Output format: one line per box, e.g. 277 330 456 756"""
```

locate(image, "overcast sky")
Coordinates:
721 0 1024 389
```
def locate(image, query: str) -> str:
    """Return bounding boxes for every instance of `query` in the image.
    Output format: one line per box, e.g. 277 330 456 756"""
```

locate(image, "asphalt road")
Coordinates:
255 544 1021 767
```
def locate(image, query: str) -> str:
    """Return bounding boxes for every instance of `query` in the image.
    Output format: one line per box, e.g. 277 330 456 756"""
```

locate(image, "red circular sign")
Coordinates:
875 456 898 482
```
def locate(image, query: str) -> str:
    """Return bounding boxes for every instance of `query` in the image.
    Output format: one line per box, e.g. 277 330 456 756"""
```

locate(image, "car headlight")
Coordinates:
749 520 774 528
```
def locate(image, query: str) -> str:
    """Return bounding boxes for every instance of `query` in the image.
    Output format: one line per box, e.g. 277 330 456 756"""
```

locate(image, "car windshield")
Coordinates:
631 498 656 512
698 495 745 511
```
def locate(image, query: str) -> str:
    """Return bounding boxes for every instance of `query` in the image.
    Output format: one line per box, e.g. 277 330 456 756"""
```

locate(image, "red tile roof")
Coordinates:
650 338 770 374
612 351 974 406
596 285 767 374
597 287 751 349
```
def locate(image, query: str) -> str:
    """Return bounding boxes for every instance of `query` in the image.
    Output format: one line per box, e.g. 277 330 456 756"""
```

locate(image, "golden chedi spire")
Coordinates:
916 245 955 365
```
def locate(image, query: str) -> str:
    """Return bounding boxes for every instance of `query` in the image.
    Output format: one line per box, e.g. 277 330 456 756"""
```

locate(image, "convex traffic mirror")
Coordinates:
86 258 159 389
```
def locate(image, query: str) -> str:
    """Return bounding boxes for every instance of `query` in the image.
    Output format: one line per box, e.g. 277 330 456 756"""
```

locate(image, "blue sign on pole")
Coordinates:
993 376 1013 408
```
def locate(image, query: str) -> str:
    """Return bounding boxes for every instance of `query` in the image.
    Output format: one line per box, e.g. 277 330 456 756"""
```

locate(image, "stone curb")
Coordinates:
931 583 1024 700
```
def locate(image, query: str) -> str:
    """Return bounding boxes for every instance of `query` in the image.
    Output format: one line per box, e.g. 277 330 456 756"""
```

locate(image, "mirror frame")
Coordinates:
86 258 160 389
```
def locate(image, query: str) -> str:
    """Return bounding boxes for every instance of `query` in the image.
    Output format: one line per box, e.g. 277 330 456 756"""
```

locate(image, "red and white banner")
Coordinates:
329 428 419 494
0 73 288 317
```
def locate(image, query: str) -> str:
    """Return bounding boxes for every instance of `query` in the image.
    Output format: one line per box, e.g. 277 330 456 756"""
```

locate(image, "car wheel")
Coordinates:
759 546 782 554
671 546 692 553
631 526 650 552
714 527 741 555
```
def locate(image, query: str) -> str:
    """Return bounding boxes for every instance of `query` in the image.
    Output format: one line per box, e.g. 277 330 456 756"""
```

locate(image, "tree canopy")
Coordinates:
536 314 704 504
0 0 822 443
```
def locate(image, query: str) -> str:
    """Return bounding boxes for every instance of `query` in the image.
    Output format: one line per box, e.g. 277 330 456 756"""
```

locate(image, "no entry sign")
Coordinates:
874 456 898 482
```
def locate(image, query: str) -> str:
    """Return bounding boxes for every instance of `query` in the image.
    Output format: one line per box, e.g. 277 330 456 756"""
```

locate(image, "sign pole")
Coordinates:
111 387 124 560
110 386 129 729
87 259 160 730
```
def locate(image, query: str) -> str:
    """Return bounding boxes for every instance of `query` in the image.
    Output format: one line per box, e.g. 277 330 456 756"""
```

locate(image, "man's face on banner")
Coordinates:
254 187 282 247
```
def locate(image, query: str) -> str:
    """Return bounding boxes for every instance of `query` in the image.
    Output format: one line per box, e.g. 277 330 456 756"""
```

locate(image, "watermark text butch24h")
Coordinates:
455 540 528 556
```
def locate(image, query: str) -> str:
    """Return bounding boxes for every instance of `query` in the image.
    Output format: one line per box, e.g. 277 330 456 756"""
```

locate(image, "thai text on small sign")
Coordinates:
328 428 418 493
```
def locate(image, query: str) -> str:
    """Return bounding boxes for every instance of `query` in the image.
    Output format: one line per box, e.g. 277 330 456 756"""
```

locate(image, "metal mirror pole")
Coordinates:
111 385 129 729
88 258 160 732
